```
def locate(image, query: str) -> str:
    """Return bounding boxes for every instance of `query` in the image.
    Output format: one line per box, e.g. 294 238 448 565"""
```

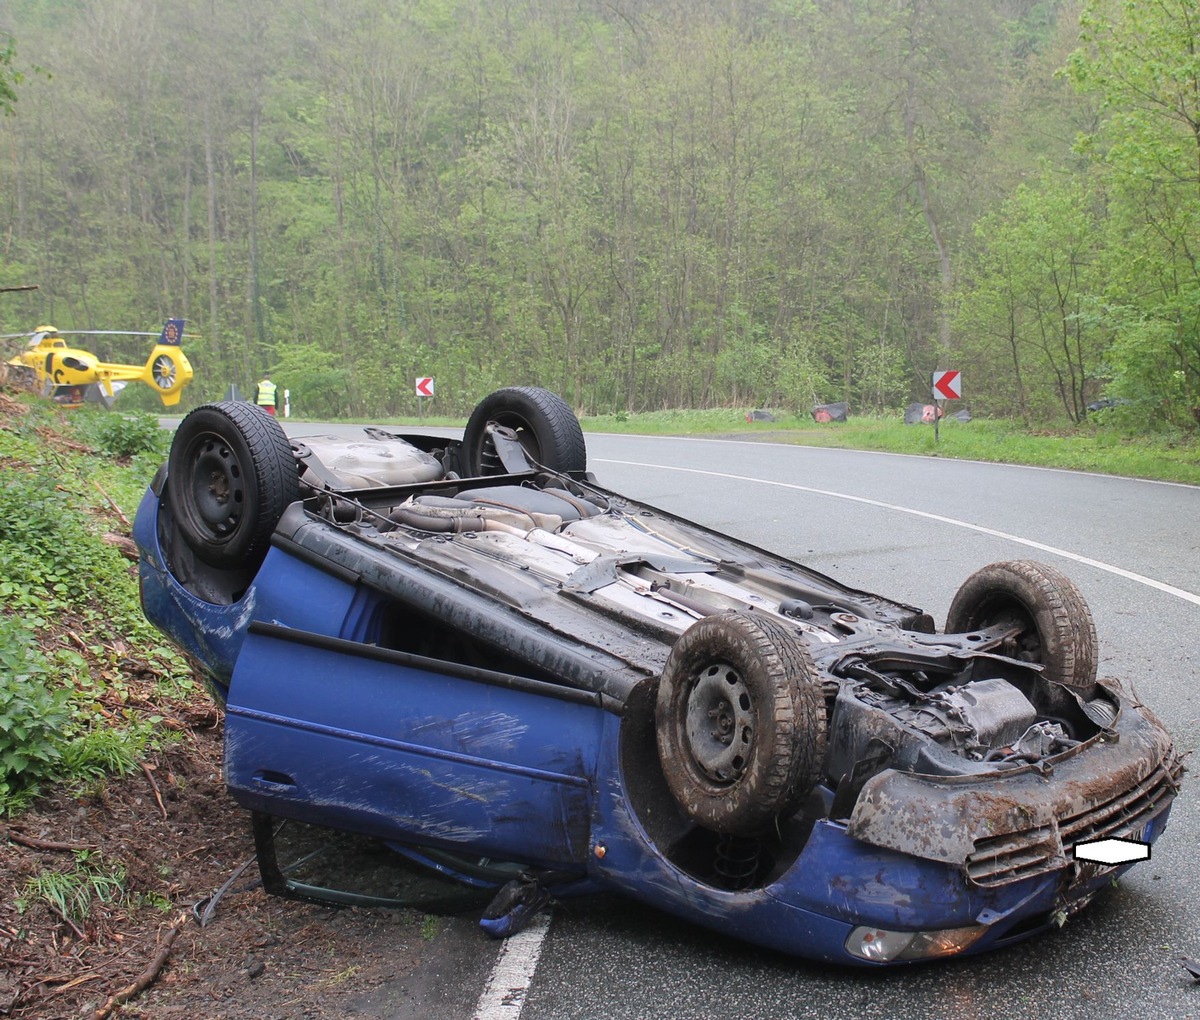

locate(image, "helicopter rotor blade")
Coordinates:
0 330 161 339
56 330 161 337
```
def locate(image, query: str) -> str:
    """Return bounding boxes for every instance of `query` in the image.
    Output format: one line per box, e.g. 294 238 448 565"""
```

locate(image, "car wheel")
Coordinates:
656 611 826 835
167 401 300 569
462 387 586 475
945 560 1098 688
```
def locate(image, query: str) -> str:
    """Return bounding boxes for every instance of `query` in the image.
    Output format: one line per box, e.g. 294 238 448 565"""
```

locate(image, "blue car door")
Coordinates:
222 622 605 870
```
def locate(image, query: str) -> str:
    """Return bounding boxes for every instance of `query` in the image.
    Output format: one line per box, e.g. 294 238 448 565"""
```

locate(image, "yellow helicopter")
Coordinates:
2 318 194 408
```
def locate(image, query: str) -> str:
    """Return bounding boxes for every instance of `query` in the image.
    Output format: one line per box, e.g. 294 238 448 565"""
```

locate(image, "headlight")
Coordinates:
845 924 987 962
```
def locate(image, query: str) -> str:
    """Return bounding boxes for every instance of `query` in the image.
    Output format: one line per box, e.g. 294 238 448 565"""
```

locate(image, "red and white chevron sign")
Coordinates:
932 370 961 400
415 377 435 397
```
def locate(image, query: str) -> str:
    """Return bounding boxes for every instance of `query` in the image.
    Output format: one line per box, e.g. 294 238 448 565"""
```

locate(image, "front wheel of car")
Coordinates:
462 387 586 476
656 611 826 836
167 401 300 569
945 560 1098 688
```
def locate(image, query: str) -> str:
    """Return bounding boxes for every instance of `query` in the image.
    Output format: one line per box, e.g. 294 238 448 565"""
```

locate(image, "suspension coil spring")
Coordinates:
714 835 761 890
478 438 504 474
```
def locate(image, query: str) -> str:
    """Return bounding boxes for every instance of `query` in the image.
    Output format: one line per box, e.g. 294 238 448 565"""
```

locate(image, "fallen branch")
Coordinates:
46 903 86 942
140 762 168 820
2 826 95 853
9 972 102 1016
43 972 105 997
90 913 187 1020
93 480 131 527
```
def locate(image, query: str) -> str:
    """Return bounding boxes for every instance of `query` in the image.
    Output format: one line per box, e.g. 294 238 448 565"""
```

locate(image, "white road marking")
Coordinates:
597 458 1200 608
597 433 1200 490
473 913 551 1020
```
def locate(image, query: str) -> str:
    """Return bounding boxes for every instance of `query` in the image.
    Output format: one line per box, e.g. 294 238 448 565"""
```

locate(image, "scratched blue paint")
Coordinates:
224 625 602 869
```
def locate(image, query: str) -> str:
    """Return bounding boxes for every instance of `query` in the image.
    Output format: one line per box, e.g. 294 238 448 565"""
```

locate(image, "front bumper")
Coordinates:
845 685 1182 887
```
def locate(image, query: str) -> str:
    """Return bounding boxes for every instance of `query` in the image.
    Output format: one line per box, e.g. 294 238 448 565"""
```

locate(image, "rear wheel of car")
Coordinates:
945 560 1098 688
656 611 826 835
167 401 300 569
462 387 586 475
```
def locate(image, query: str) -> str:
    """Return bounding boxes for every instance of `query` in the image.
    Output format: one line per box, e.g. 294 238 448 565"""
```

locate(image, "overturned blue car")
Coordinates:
135 388 1182 965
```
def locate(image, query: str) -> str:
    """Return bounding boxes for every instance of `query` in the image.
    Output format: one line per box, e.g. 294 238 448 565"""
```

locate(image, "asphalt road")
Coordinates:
280 424 1200 1019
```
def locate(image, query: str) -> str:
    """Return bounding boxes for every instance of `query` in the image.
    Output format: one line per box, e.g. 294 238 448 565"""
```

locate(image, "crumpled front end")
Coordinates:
844 682 1183 887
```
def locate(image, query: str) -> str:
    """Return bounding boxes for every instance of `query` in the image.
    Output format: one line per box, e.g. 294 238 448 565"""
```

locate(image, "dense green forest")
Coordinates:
1 0 1198 425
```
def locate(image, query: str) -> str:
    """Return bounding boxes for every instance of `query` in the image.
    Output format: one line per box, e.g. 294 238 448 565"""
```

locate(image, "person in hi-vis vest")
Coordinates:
255 374 278 415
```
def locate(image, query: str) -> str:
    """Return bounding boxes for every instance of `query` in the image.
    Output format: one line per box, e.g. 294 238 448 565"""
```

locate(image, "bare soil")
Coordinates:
1 707 436 1020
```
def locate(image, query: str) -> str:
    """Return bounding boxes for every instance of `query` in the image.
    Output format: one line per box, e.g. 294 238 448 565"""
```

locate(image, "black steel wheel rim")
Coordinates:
684 662 755 784
185 434 246 539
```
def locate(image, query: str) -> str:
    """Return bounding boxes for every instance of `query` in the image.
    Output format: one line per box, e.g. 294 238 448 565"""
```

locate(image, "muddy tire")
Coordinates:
462 387 586 476
656 611 826 835
945 560 1098 688
167 401 299 569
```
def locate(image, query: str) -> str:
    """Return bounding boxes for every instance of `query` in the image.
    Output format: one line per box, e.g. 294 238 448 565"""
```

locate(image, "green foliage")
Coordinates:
1 0 1199 427
71 411 168 459
1091 308 1196 430
0 398 194 812
0 468 127 608
270 342 352 420
0 0 1033 419
0 614 69 809
0 31 20 115
57 724 148 783
1061 0 1200 425
955 176 1107 423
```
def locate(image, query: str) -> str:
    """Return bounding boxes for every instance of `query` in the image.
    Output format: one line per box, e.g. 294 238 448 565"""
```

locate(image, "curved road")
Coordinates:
282 425 1200 1020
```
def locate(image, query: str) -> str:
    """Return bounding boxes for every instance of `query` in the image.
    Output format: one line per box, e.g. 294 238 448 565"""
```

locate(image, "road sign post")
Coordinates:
932 371 961 443
415 377 435 419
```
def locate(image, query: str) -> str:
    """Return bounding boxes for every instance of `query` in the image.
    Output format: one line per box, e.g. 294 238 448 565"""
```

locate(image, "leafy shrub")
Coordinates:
0 397 188 809
0 470 129 607
72 409 167 458
0 614 70 811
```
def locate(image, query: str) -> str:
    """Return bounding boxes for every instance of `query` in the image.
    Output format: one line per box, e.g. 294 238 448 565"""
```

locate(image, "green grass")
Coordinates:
589 410 1200 485
361 405 1200 487
19 851 128 923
